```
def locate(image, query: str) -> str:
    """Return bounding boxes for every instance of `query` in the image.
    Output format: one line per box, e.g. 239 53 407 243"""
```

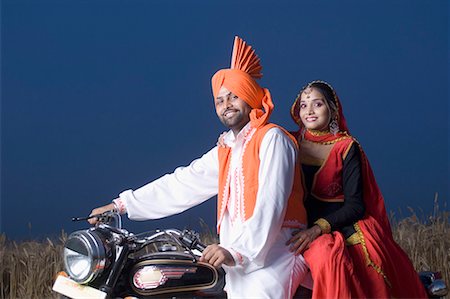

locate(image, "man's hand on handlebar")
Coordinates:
88 203 116 225
200 244 235 268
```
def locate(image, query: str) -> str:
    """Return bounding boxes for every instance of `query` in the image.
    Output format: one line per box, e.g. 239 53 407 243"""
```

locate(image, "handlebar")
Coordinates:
136 229 206 252
72 210 122 230
179 229 206 252
71 212 207 253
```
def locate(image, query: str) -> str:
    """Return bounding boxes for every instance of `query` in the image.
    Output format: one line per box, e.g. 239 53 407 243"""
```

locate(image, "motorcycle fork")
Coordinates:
99 245 130 297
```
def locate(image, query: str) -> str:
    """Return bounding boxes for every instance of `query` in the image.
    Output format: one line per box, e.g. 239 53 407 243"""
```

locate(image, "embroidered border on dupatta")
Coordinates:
354 222 392 288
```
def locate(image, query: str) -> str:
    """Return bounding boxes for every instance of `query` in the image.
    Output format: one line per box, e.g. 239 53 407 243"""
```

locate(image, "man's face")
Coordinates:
215 86 252 135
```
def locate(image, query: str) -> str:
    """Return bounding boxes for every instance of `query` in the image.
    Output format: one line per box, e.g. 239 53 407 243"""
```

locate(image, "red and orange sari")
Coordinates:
291 82 427 298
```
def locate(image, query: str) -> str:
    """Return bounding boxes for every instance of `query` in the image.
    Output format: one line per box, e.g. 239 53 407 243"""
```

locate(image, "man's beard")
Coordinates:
219 113 245 129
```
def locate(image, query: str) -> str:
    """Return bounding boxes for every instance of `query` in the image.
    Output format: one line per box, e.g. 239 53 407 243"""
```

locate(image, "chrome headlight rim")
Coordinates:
63 230 107 284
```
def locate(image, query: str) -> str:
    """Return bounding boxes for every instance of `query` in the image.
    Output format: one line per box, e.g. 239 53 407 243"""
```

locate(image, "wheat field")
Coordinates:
1 204 449 299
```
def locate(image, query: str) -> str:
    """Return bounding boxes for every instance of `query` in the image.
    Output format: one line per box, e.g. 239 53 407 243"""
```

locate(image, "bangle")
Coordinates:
314 218 331 234
113 198 126 214
228 247 244 266
112 202 119 213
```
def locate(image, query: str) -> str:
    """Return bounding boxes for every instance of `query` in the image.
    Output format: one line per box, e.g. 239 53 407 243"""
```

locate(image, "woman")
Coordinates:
287 80 427 298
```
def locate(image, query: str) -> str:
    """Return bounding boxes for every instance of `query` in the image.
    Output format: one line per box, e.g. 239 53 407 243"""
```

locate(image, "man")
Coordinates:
89 36 308 298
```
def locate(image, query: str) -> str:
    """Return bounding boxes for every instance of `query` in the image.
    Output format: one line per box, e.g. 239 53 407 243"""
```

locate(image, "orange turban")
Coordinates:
211 36 274 128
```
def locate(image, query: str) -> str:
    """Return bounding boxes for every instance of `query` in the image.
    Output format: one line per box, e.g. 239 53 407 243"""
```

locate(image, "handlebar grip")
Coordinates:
179 230 207 252
195 242 206 252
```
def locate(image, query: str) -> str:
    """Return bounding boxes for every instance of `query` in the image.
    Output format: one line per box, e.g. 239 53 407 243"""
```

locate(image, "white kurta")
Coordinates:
118 123 308 298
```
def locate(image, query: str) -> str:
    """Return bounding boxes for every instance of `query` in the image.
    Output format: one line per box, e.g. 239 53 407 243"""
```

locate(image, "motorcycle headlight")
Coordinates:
63 230 108 284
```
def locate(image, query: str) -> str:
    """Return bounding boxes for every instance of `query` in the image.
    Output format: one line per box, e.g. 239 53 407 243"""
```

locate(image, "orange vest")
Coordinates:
217 123 307 232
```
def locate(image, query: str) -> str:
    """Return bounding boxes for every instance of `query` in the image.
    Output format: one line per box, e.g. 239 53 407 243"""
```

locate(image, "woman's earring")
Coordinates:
329 117 339 135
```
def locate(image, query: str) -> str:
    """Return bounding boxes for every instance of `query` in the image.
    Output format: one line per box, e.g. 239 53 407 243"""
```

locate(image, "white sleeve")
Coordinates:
119 147 219 221
223 128 297 273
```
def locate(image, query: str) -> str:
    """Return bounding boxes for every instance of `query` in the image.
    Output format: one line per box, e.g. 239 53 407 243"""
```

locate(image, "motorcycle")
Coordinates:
418 271 448 299
52 210 226 299
53 211 448 299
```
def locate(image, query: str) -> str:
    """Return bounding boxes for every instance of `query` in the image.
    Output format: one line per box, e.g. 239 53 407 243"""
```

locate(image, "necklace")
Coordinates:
307 129 330 136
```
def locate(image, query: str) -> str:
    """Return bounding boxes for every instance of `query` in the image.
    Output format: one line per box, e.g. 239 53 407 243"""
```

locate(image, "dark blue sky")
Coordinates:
1 0 448 240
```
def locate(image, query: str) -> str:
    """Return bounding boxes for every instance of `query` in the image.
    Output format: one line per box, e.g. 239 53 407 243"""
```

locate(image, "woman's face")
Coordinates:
298 87 331 131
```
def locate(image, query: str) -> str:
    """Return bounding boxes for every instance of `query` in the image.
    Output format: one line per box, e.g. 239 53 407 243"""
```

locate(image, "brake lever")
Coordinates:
71 214 99 222
179 229 207 255
71 210 116 222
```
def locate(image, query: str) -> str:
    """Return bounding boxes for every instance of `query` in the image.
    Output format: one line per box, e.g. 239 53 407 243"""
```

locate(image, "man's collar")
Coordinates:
223 122 252 145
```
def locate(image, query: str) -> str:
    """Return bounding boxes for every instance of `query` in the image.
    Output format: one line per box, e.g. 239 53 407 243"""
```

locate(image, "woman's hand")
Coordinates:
88 203 116 225
216 132 227 148
200 244 235 268
286 225 322 255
